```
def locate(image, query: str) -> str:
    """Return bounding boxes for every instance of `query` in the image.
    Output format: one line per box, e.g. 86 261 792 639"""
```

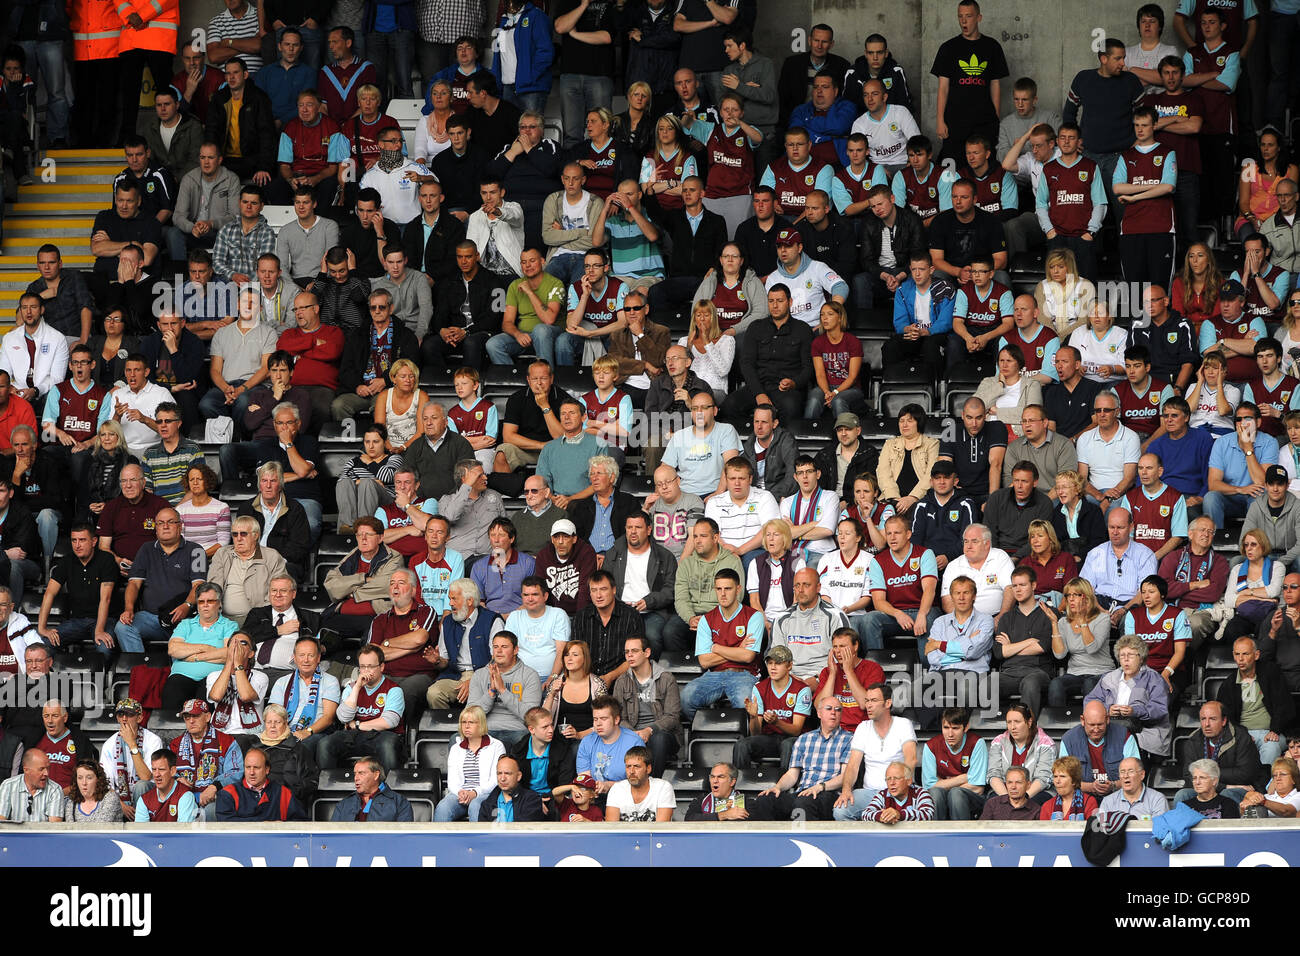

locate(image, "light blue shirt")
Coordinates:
411 548 466 615
922 733 990 788
170 615 239 681
891 164 953 214
1199 314 1268 353
661 422 742 496
504 605 571 679
591 497 615 553
1208 429 1280 486
694 604 765 657
134 784 199 823
1034 153 1108 235
1080 540 1159 602
925 611 995 672
576 726 643 782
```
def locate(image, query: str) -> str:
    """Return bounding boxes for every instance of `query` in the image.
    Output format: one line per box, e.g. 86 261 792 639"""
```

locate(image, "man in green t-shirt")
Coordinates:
486 247 567 368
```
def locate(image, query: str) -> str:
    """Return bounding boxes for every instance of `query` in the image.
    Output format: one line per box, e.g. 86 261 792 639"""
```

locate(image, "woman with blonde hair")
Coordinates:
415 79 454 164
681 299 734 398
373 357 429 453
82 420 137 519
575 107 621 199
1035 247 1095 338
1240 757 1300 817
1276 290 1300 373
1048 577 1111 705
434 705 506 822
639 112 698 216
1222 527 1285 644
615 80 655 159
746 518 804 617
807 301 865 421
1024 519 1078 601
1171 242 1223 329
1051 469 1106 557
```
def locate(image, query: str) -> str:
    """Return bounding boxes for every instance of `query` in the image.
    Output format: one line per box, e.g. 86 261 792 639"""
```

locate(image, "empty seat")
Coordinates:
1037 706 1079 733
261 205 296 231
879 388 933 417
386 767 441 817
661 766 706 821
867 647 917 674
735 766 782 793
687 708 745 769
317 768 357 791
312 796 343 821
660 649 700 688
416 738 451 771
1204 644 1237 673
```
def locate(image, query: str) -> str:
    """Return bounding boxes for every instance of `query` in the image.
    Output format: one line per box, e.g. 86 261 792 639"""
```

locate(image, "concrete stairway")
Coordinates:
1 147 118 321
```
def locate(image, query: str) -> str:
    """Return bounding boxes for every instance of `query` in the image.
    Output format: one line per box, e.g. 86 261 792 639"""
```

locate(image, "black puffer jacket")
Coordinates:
85 449 138 510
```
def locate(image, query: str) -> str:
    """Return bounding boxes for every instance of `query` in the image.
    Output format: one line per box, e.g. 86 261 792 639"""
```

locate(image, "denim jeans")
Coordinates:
367 30 417 99
1249 727 1285 767
113 610 164 653
832 786 880 821
35 508 59 563
19 40 69 142
544 254 585 288
52 618 111 659
0 557 40 606
198 379 255 424
680 670 756 721
502 85 549 114
929 785 987 820
434 789 488 821
1047 672 1102 708
804 386 865 422
643 611 692 657
318 728 404 772
557 74 614 149
485 323 567 368
1201 490 1251 529
860 608 942 651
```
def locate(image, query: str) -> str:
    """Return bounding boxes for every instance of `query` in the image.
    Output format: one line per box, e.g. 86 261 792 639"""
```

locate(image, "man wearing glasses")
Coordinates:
140 403 204 505
0 751 65 822
332 289 420 423
1261 179 1299 283
512 476 569 557
114 507 209 654
662 390 741 499
1002 404 1078 497
488 111 564 251
277 290 346 430
1076 392 1141 510
40 342 106 490
1204 401 1280 529
1130 285 1196 391
1079 507 1158 624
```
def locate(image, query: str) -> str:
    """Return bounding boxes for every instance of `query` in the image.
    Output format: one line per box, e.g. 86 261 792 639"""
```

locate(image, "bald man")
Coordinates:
1058 699 1142 797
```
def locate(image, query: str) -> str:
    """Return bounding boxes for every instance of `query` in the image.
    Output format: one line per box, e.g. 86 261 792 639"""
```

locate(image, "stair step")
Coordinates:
0 254 93 266
17 184 110 196
3 236 91 251
2 218 96 237
10 202 105 213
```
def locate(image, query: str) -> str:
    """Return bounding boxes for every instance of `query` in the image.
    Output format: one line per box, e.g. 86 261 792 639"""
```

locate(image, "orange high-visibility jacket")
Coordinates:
70 0 121 61
115 0 179 55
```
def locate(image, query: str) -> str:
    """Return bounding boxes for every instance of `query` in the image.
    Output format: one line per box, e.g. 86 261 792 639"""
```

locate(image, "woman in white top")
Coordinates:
1240 757 1300 817
973 344 1043 433
1068 304 1127 384
373 359 429 453
1035 247 1096 338
746 519 805 618
415 80 454 165
1278 292 1300 376
1184 351 1239 435
434 706 506 822
681 299 734 398
818 518 875 635
1222 528 1286 645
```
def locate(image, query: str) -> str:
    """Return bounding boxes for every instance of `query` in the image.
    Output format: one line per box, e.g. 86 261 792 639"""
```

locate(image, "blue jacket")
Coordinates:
1061 725 1131 784
788 98 858 167
491 3 555 95
363 0 418 34
331 784 414 822
893 275 956 335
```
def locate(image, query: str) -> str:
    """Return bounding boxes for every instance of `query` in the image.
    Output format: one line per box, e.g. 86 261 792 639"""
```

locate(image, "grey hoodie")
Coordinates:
1243 492 1300 568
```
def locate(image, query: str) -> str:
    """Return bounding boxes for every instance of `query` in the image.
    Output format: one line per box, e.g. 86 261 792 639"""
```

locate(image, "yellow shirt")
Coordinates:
225 94 243 159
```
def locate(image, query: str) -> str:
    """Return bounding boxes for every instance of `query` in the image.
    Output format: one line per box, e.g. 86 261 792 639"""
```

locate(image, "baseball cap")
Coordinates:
550 519 577 536
1220 278 1247 299
179 699 211 718
1266 465 1289 485
572 772 599 791
775 228 801 247
765 645 794 664
113 698 142 717
834 412 860 430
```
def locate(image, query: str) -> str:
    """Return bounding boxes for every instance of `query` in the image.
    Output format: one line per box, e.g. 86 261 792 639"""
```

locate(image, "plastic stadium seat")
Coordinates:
416 738 451 771
386 768 441 818
660 649 700 688
968 708 1005 731
880 388 933 417
1205 644 1237 673
1037 706 1079 733
687 708 745 769
947 388 977 418
385 98 425 125
312 797 342 821
688 739 740 770
218 478 257 509
853 308 894 332
735 766 782 793
1150 766 1184 795
1201 675 1226 704
148 715 185 739
857 333 890 375
662 766 706 820
317 769 357 791
417 709 463 739
261 205 296 231
866 647 917 673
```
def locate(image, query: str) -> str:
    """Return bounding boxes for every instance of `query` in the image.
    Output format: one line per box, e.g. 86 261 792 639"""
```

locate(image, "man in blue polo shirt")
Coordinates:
1204 401 1280 529
575 695 643 796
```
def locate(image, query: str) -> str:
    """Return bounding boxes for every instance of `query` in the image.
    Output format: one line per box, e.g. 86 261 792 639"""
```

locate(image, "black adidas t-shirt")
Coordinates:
930 34 1009 127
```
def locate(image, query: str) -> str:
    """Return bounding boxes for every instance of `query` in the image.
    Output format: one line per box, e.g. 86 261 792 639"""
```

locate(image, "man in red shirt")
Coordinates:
95 464 168 580
366 568 438 734
277 289 345 432
813 627 885 733
0 371 36 455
